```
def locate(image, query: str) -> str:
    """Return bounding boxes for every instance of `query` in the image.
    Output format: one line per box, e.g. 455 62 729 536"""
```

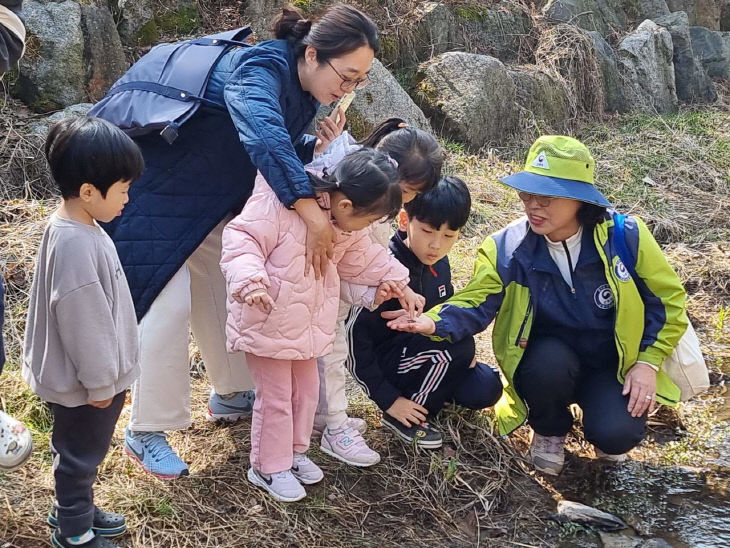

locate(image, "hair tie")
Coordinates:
387 156 399 169
397 122 410 129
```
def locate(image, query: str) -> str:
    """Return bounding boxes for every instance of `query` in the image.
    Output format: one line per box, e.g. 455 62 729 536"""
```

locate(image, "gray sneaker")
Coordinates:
529 431 566 476
381 414 442 449
206 389 255 423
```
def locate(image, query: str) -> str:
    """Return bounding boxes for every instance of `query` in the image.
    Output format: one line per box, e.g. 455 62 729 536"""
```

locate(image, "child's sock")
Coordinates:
64 529 95 545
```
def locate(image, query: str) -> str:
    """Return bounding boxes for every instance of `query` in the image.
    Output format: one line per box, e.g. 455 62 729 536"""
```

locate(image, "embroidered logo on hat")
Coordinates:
531 151 550 170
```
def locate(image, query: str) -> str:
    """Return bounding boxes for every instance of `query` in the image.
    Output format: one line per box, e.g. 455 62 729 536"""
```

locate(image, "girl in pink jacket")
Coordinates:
220 148 420 502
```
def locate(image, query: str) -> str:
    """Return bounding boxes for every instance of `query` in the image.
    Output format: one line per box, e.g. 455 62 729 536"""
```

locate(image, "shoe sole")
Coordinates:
529 453 563 476
50 532 64 548
381 420 442 449
0 437 33 472
291 470 324 485
319 443 381 468
247 468 305 502
46 515 126 537
124 447 189 481
205 408 251 423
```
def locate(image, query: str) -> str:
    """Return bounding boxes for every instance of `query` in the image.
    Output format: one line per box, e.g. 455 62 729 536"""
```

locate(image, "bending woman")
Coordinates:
387 136 688 475
97 4 379 479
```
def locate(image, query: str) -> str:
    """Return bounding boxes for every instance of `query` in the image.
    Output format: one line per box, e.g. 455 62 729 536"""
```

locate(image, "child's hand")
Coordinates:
386 396 428 427
383 309 436 335
243 289 276 312
314 108 347 154
398 286 425 319
87 397 113 409
373 280 405 306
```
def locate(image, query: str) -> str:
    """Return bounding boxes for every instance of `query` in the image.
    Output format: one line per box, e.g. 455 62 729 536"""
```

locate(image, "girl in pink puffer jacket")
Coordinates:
220 148 421 502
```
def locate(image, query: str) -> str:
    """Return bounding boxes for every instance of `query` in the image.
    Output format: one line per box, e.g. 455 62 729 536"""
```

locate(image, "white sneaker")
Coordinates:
595 447 629 463
529 431 566 476
0 411 33 472
312 416 367 438
291 453 324 484
321 425 380 467
247 468 305 502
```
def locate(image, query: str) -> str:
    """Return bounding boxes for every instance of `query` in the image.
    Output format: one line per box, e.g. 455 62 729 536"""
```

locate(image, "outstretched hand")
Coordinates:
314 107 347 154
382 309 436 335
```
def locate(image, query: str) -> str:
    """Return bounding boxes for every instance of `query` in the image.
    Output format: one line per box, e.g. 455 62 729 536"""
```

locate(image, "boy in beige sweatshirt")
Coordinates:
23 116 144 548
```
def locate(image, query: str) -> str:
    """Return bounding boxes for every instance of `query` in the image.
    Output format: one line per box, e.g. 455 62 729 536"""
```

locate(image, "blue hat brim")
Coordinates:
499 172 612 208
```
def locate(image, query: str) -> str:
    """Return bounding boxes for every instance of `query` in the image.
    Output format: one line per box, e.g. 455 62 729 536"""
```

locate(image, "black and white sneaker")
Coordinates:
48 506 126 537
381 414 442 449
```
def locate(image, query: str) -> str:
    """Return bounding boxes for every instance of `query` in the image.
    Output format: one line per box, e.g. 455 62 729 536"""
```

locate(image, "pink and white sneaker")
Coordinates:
320 425 380 467
0 410 33 472
312 416 367 438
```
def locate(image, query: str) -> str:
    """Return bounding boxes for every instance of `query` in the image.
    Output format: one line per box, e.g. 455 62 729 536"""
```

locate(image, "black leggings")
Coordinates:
514 337 646 455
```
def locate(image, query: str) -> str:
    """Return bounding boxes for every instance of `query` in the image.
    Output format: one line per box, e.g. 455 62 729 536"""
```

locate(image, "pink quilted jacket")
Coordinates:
220 175 409 360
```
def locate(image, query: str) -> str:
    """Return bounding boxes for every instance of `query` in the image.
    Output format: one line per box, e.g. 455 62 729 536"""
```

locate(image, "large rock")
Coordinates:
587 31 628 112
666 0 723 29
415 52 517 149
243 0 282 40
508 67 570 128
655 12 716 103
637 0 670 20
109 0 155 46
346 59 431 138
543 0 627 37
617 20 678 113
690 26 730 78
384 2 455 67
81 4 128 102
12 0 85 111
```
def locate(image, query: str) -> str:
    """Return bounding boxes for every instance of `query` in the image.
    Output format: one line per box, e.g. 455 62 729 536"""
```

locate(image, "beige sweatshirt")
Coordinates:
22 214 140 407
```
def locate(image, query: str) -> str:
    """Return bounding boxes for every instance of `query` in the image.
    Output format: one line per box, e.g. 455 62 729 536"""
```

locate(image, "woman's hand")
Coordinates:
382 309 435 335
398 286 425 319
314 107 346 155
386 396 428 427
622 362 658 417
294 198 335 279
242 288 276 312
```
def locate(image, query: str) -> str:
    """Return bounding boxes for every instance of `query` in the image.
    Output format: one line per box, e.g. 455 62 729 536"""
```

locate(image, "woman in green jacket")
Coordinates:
387 136 687 475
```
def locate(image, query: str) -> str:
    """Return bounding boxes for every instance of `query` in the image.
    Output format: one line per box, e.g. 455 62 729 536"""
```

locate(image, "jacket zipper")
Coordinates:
562 240 577 299
514 298 533 346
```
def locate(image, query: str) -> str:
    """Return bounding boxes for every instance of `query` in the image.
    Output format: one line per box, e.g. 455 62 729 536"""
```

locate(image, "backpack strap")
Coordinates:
612 212 638 280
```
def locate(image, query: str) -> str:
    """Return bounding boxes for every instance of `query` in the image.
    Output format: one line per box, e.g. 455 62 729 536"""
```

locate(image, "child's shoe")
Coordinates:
594 447 629 463
381 414 442 449
124 428 189 480
206 388 255 423
312 415 367 437
0 410 33 472
291 452 324 484
247 467 305 502
528 431 566 476
50 528 118 547
320 425 380 467
48 506 126 537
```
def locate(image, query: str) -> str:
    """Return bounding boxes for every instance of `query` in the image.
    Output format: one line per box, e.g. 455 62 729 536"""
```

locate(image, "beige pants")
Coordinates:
129 218 253 432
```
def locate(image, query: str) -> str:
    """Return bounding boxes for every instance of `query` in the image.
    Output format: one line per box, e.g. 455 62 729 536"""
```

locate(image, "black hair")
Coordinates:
360 118 443 193
273 3 379 63
403 176 471 231
44 116 144 199
309 148 401 220
577 202 607 229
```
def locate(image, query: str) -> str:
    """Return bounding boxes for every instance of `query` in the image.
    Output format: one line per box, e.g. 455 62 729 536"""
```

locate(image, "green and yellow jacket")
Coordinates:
426 213 688 435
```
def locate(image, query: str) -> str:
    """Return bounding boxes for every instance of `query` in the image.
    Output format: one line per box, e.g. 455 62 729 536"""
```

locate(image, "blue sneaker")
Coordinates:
206 388 255 423
124 428 189 480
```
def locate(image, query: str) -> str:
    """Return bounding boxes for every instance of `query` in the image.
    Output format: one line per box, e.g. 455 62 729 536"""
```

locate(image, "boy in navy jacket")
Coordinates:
346 177 503 448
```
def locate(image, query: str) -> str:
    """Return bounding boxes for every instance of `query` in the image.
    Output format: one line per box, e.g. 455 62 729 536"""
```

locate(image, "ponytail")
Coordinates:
273 3 379 63
360 118 444 193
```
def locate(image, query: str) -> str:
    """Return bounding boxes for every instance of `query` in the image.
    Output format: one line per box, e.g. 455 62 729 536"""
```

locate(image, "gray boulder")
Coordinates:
13 0 85 112
387 2 455 67
617 20 678 113
27 103 95 136
346 59 431 138
655 12 716 103
415 52 517 149
690 26 730 78
109 0 155 46
81 4 128 102
243 0 283 40
637 0 670 20
587 31 628 112
543 0 626 37
451 3 533 62
666 0 723 29
508 67 570 129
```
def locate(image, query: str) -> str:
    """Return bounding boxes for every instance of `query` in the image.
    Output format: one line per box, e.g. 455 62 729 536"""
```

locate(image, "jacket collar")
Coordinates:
514 223 601 275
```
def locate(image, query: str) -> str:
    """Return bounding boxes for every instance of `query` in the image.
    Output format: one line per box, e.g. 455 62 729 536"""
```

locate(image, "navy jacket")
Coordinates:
103 39 319 320
347 231 455 411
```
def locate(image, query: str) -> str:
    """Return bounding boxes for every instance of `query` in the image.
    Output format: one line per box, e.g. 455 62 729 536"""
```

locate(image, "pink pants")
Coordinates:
246 353 319 474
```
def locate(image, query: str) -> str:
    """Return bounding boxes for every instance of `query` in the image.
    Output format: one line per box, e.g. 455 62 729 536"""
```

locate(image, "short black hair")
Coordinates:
44 116 145 199
403 176 471 230
577 202 607 229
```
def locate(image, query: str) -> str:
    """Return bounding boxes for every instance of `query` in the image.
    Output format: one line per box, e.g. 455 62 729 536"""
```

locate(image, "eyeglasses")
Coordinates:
326 60 370 91
518 192 553 207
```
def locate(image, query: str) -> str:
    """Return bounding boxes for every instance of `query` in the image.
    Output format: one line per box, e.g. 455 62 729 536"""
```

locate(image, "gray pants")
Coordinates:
50 391 125 537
